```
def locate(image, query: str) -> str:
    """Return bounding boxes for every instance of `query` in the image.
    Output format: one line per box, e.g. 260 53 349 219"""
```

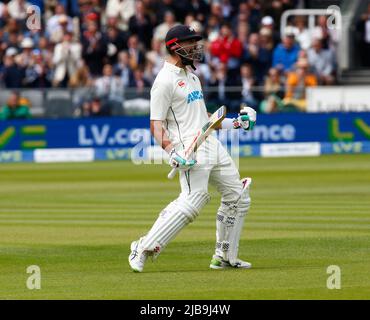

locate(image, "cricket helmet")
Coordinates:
165 24 204 70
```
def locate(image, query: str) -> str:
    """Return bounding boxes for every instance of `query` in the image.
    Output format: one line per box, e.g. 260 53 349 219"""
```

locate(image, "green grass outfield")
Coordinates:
0 154 369 300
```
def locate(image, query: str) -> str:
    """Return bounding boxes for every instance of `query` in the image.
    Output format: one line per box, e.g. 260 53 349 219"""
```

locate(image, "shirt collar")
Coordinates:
164 61 183 74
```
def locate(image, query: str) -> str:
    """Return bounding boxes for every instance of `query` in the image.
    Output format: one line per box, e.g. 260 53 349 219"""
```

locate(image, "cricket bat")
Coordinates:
167 105 227 179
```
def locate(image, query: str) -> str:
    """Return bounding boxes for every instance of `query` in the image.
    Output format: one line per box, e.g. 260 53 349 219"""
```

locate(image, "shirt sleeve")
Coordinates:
150 78 173 121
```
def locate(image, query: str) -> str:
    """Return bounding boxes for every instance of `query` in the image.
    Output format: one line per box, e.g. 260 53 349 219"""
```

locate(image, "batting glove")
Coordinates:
168 148 196 170
233 106 257 130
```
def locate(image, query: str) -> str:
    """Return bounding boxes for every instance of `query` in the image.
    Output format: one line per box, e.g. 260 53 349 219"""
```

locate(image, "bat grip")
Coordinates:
167 167 177 179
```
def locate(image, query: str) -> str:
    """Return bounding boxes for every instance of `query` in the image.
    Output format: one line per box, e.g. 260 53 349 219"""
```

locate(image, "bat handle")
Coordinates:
167 168 178 179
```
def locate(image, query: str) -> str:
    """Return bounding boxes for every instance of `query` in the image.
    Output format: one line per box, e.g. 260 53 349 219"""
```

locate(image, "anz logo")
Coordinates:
187 90 204 104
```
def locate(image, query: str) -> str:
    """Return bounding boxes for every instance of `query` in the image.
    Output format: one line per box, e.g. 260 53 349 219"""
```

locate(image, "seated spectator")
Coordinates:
208 63 242 112
312 15 339 51
307 38 335 85
2 47 25 88
146 38 165 77
231 2 250 34
272 27 300 73
283 57 317 111
76 96 111 118
210 22 243 77
356 3 370 67
127 34 146 70
114 50 133 87
53 32 82 87
125 68 151 115
240 63 258 109
260 16 280 47
220 0 233 21
0 91 30 120
259 26 275 51
81 21 108 76
129 67 151 94
95 63 124 110
260 67 285 113
242 32 271 84
293 16 311 50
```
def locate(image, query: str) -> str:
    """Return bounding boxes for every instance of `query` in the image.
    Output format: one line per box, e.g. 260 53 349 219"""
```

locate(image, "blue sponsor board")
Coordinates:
0 113 369 151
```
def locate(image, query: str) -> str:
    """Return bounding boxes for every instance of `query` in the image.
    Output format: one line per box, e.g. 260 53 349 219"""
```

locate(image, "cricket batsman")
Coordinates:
129 25 257 272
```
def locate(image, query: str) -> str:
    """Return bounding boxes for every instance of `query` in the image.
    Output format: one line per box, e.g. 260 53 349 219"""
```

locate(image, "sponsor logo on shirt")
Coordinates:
178 80 186 87
187 90 204 104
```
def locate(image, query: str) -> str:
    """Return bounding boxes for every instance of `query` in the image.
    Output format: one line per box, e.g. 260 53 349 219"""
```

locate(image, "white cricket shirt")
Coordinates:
150 61 209 148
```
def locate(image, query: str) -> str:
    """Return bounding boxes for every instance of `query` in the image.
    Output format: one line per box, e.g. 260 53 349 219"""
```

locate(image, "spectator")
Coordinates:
2 48 25 88
260 16 279 47
77 96 111 117
231 2 250 36
356 3 370 67
38 36 53 65
68 60 92 88
220 0 233 21
260 67 285 113
106 0 135 32
58 0 79 17
312 15 332 50
0 91 30 120
53 32 82 87
105 21 129 64
293 16 311 50
155 0 183 23
208 63 242 112
206 14 221 42
129 67 150 93
49 14 73 44
81 21 108 76
283 57 317 111
127 34 146 70
94 63 124 110
307 38 335 85
259 26 275 52
272 27 300 72
7 0 32 21
128 0 153 49
210 22 243 77
146 38 164 78
24 49 52 87
114 50 133 87
188 0 209 24
46 4 73 39
240 63 258 109
153 11 178 54
19 37 34 67
242 32 272 84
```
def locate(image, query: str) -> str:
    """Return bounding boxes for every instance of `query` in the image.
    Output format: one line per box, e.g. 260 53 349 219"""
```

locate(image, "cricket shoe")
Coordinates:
209 255 252 270
128 237 149 273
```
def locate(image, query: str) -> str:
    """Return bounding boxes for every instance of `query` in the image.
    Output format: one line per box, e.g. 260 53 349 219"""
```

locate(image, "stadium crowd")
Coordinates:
0 0 339 119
